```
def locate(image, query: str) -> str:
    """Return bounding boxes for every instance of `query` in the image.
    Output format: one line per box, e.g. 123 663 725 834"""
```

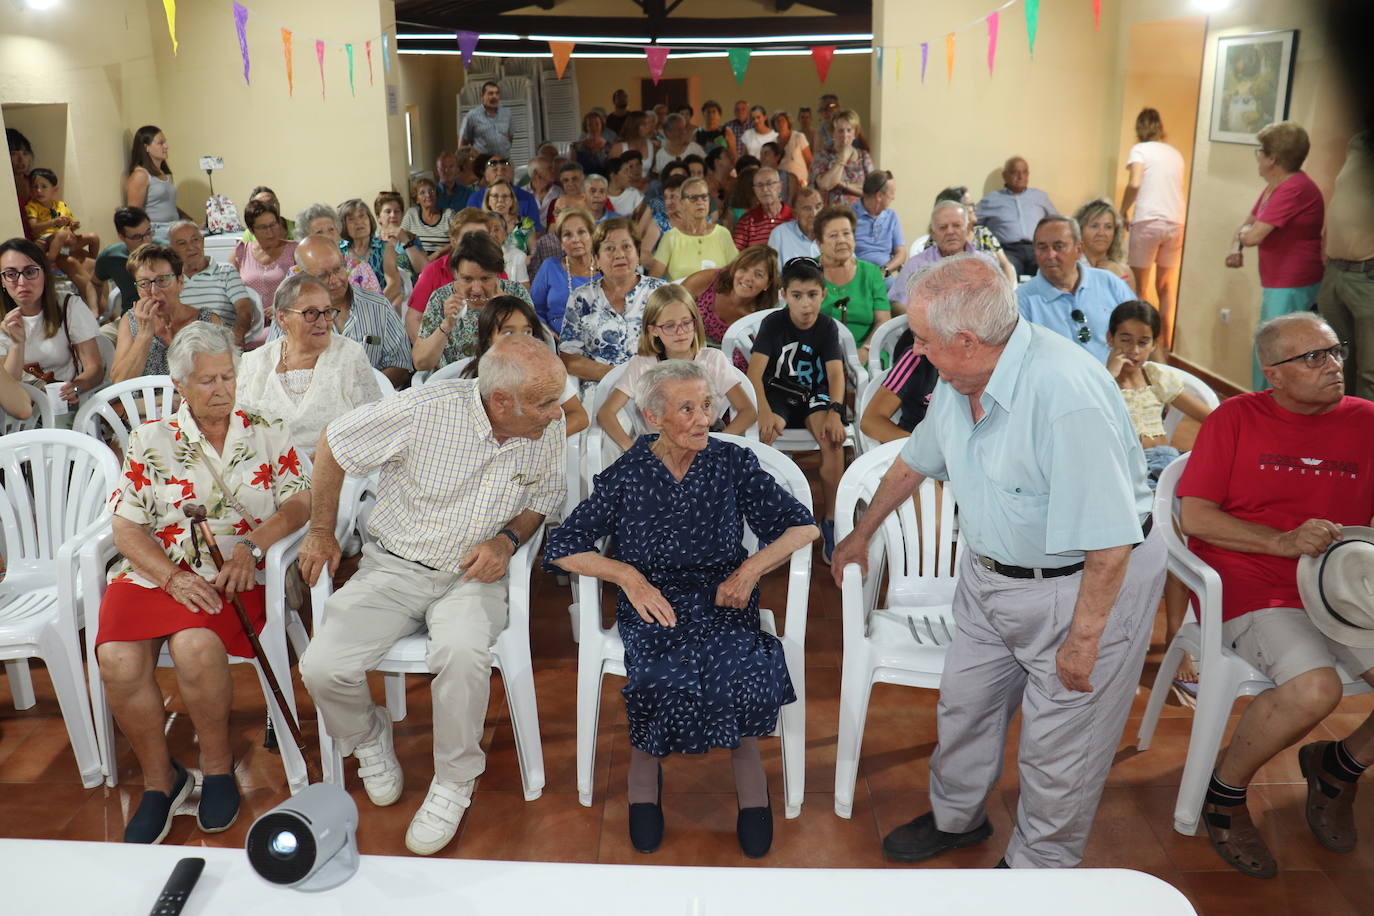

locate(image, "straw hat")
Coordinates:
1296 526 1374 649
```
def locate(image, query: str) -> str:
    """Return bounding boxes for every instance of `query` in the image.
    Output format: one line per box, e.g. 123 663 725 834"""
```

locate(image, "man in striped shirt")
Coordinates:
733 168 794 250
299 335 567 856
167 220 253 346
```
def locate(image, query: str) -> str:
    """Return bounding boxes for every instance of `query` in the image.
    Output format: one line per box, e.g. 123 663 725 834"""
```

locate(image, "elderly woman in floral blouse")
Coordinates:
413 232 532 372
95 322 311 846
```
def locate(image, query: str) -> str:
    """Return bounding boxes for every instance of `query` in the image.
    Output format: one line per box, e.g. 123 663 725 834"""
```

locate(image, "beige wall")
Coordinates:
398 54 467 186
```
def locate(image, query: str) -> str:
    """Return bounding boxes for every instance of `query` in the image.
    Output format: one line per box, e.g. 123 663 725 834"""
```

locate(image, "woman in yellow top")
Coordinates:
648 177 738 281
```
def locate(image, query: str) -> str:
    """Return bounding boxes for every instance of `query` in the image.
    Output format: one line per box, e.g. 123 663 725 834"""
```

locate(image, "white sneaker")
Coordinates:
404 776 474 856
353 708 403 807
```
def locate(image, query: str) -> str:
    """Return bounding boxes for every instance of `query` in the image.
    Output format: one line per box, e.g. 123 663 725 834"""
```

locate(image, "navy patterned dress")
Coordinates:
545 436 813 757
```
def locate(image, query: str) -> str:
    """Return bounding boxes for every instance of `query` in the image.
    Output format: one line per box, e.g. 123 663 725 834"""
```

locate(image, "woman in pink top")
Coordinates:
1224 121 1326 390
232 199 298 346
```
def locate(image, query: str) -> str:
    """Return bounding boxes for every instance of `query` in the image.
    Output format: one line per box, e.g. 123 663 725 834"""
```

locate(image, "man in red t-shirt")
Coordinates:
732 167 793 250
1178 312 1374 878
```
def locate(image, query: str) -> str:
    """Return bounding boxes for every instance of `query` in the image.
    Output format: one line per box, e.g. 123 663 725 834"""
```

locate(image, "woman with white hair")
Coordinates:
547 359 817 859
296 202 383 295
95 322 311 845
236 272 383 457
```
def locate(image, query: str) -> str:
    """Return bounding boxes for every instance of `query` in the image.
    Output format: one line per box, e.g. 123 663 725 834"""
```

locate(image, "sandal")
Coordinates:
1202 800 1276 878
1299 741 1359 853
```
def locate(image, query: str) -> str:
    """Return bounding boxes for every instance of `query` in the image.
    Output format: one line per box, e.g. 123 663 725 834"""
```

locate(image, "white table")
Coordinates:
1 839 1196 915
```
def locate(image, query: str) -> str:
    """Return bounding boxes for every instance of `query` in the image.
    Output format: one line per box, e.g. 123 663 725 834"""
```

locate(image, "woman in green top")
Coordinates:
816 204 890 364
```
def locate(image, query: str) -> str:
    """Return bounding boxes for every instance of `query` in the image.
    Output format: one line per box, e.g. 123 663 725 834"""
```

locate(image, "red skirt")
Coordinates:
96 578 267 660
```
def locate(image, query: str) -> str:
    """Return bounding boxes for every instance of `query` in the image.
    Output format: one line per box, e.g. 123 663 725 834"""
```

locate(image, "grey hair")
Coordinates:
166 219 200 240
272 271 329 316
930 199 968 223
1035 214 1081 244
584 174 609 188
663 112 686 132
1254 312 1334 367
167 322 239 382
336 198 376 237
907 254 1018 346
637 359 710 419
295 203 339 240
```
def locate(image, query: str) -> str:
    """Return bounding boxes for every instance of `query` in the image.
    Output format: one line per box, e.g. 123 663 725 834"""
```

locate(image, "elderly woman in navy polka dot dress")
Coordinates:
547 360 817 859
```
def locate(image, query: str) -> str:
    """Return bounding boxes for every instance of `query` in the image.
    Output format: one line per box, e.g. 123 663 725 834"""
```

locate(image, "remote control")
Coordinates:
149 857 205 915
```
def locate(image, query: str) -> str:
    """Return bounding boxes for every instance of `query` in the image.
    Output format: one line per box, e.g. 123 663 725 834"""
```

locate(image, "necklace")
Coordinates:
276 339 317 399
564 254 591 300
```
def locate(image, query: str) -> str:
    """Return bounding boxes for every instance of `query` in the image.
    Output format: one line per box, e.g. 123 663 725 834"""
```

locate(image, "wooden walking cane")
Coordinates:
182 504 316 781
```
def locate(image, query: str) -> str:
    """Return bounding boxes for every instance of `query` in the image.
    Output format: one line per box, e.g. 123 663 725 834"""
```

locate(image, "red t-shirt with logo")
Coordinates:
1251 171 1325 289
1177 391 1374 622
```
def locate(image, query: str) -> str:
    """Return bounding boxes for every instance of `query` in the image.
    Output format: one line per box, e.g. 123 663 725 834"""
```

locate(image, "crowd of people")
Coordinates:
4 84 1374 881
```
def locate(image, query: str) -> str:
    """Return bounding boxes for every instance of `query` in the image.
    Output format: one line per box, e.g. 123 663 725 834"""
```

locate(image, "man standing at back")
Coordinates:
976 156 1057 278
459 81 513 159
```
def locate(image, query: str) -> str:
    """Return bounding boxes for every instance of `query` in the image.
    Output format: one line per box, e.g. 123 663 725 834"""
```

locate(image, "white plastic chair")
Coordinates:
853 368 894 456
1162 367 1221 442
865 315 908 377
908 234 930 257
94 335 115 387
568 433 813 817
203 233 240 265
311 474 547 800
833 438 963 817
0 431 120 788
424 357 474 384
72 375 178 453
372 368 395 396
1136 454 1373 835
243 287 265 342
81 508 313 794
1 382 54 434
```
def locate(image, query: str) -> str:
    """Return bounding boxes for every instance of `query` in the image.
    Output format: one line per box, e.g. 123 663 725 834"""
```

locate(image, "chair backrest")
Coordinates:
94 335 116 385
1162 367 1221 439
908 233 930 257
244 286 265 339
1 382 55 434
712 432 813 548
427 358 474 384
1153 453 1228 663
720 307 865 389
866 315 908 377
372 368 396 395
854 367 894 455
72 375 178 453
331 472 381 544
0 430 119 569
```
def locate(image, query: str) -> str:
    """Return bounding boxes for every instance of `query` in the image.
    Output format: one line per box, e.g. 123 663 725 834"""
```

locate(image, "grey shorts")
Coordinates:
1222 606 1374 686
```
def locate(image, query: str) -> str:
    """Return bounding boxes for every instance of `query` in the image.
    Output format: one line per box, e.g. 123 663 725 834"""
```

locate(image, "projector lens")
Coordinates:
269 830 299 858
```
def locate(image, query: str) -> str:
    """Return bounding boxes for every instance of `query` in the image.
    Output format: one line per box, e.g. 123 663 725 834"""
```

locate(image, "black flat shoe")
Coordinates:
197 772 241 833
628 766 664 854
737 797 773 858
124 760 193 845
882 811 992 863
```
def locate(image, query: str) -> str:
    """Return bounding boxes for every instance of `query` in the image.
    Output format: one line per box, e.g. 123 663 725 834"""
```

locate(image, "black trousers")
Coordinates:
1001 240 1037 279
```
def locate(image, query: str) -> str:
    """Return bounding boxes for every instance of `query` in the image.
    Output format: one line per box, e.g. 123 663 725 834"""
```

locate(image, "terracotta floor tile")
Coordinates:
0 781 92 838
1077 787 1174 872
1325 869 1374 915
1174 869 1359 916
455 790 602 863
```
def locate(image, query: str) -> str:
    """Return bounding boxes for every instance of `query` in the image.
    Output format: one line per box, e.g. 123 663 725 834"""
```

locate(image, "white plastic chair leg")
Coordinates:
384 672 407 721
4 659 36 709
39 632 103 787
1172 662 1247 836
576 647 606 807
497 650 545 801
833 660 876 819
285 611 310 659
253 661 309 794
318 710 346 786
567 599 581 644
1137 629 1190 750
779 693 805 819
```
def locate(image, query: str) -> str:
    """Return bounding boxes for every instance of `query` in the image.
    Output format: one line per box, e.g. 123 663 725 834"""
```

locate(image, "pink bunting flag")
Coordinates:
232 3 250 85
549 41 574 79
645 46 670 85
282 29 294 96
920 42 928 83
1093 0 1101 30
366 40 373 85
315 39 326 99
986 12 999 74
457 31 479 69
812 45 835 83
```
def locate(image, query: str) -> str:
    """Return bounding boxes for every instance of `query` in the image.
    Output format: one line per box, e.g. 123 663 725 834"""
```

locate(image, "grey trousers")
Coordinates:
299 543 508 782
1316 260 1374 401
929 526 1166 868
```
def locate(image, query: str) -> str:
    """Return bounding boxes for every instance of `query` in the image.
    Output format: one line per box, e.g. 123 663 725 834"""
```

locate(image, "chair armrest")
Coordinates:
506 527 544 634
263 523 309 627
777 541 812 649
57 513 115 632
840 562 866 650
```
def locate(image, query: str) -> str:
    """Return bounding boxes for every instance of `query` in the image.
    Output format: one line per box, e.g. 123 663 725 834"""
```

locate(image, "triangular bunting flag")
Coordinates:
232 3 250 85
1026 0 1040 56
945 33 955 83
549 41 574 79
162 0 178 54
875 46 883 85
987 12 999 74
457 31 479 69
315 39 326 99
896 47 903 81
382 32 391 74
1093 0 1101 30
728 47 752 85
920 42 928 83
282 29 294 96
366 40 374 85
346 43 355 96
645 46 670 85
812 45 835 83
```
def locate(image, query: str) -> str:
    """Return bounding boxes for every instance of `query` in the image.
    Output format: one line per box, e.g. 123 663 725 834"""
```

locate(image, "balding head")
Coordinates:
295 235 348 304
1255 312 1336 367
480 335 567 440
1003 157 1029 193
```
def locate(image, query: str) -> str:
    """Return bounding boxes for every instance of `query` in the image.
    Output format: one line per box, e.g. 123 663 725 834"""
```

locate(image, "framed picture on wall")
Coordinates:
1209 30 1298 145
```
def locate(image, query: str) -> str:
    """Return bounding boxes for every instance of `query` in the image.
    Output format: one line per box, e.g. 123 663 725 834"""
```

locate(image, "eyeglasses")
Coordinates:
121 228 154 243
653 319 695 334
784 256 820 270
1070 309 1092 344
754 179 781 189
488 158 511 167
133 273 178 291
0 266 42 285
306 265 349 282
683 193 710 203
284 306 342 323
1253 148 1270 159
1267 342 1348 369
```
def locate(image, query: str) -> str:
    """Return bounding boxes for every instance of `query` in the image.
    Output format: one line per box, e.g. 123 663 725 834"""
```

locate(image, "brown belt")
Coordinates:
1329 257 1374 273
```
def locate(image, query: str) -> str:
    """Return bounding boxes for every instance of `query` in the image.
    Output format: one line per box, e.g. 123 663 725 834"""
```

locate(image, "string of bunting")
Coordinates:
156 0 1097 100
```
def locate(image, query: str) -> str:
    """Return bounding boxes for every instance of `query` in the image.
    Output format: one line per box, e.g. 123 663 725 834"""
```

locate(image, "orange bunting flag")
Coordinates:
945 33 955 83
812 45 836 83
282 29 294 96
549 41 574 79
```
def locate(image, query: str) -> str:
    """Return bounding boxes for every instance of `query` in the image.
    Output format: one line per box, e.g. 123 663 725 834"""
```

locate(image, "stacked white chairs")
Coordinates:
72 375 177 452
1136 455 1372 835
0 382 54 434
0 431 120 787
1162 368 1221 441
310 473 546 800
567 433 812 817
865 315 909 377
833 438 963 817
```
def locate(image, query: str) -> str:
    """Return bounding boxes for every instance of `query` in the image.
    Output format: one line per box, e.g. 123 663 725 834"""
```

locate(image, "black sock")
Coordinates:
1205 772 1247 807
1325 740 1368 783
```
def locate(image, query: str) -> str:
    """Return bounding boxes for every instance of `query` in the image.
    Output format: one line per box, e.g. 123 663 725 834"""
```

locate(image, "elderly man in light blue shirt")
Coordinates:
459 81 513 159
975 156 1057 277
1017 216 1135 362
767 186 823 274
832 254 1164 869
852 171 906 283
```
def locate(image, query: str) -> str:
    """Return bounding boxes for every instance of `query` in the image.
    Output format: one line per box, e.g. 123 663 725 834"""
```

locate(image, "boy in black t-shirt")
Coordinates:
747 257 847 562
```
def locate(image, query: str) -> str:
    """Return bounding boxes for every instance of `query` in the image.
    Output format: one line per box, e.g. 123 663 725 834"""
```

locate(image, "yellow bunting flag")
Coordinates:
945 32 955 83
549 41 574 79
162 0 178 54
895 47 903 81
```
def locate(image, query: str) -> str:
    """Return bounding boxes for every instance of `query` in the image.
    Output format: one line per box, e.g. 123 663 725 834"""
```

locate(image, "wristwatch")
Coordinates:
241 538 265 562
497 528 521 551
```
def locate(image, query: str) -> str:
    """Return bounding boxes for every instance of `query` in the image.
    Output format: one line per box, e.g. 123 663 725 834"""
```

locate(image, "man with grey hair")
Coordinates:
653 113 706 175
1016 215 1134 362
832 254 1163 868
166 220 254 346
299 334 567 856
975 155 1058 277
1176 311 1374 877
889 201 998 312
732 167 794 249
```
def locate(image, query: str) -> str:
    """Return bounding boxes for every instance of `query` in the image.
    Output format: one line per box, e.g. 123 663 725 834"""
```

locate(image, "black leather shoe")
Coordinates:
995 858 1010 868
628 766 664 853
124 760 192 844
882 811 992 863
737 799 773 858
197 772 241 833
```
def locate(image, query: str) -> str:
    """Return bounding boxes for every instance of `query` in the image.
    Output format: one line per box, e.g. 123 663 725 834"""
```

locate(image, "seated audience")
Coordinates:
296 203 382 294
584 174 612 222
770 111 812 195
810 109 873 207
24 167 100 308
560 218 666 382
767 186 823 273
852 170 905 285
530 194 587 279
434 150 472 212
694 101 735 155
405 209 528 342
0 237 103 405
486 213 529 287
653 114 706 176
1178 312 1374 878
300 336 567 856
922 185 1017 284
402 178 454 255
976 156 1058 277
524 155 562 223
340 198 405 308
891 200 999 313
96 206 157 313
414 233 516 371
747 257 846 563
606 154 645 217
740 105 778 159
706 147 737 220
573 111 613 178
597 285 756 450
240 187 295 241
111 243 222 382
97 322 311 844
547 359 816 858
531 207 597 335
637 174 685 266
238 273 383 457
167 220 254 346
1074 198 1135 289
482 179 536 254
682 245 779 347
1016 216 1134 362
732 168 793 250
816 205 889 362
649 177 738 281
858 329 939 444
232 199 298 330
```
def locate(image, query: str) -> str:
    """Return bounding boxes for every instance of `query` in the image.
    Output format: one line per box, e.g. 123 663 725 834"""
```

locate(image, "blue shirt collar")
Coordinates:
982 319 1033 413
